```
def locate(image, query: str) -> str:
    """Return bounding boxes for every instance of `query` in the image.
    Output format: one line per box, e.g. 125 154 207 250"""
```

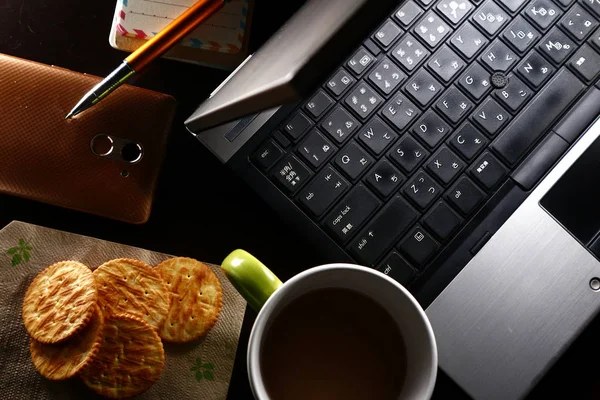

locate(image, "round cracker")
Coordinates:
22 261 97 344
94 258 170 330
156 257 223 343
30 305 104 380
80 313 165 399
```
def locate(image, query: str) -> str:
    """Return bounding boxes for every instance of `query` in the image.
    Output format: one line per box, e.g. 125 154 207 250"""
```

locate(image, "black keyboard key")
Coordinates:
363 38 382 56
273 131 290 148
324 184 380 243
349 196 418 265
404 170 442 209
428 45 466 82
395 1 425 28
538 27 576 64
305 90 333 119
437 0 474 25
516 50 555 88
365 160 405 197
499 0 527 13
368 57 407 95
582 0 600 18
404 70 444 106
283 112 312 140
511 132 569 190
325 68 356 97
492 68 585 165
347 47 376 75
382 93 421 130
502 16 540 54
418 0 436 8
392 34 430 71
358 117 398 155
481 40 519 71
449 122 489 160
435 86 474 125
472 98 511 136
423 201 464 241
415 12 453 48
413 111 453 148
525 0 562 31
374 20 403 48
469 151 508 189
388 135 429 173
554 87 600 142
253 140 283 171
426 146 466 184
590 26 600 51
494 74 533 111
557 0 576 7
472 1 510 36
398 225 440 267
321 106 360 144
458 62 493 100
560 5 598 41
297 129 337 168
445 176 486 215
335 141 374 180
273 155 313 194
377 252 416 285
299 166 349 217
568 44 600 82
345 82 383 119
450 22 489 59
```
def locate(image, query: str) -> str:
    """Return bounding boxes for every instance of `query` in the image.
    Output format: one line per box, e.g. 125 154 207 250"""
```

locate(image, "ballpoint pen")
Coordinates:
66 0 228 119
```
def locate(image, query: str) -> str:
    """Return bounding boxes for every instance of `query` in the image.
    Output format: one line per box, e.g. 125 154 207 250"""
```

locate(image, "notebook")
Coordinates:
109 0 254 70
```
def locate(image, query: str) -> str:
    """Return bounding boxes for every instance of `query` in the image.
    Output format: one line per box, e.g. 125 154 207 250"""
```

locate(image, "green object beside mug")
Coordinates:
221 249 438 400
221 249 283 312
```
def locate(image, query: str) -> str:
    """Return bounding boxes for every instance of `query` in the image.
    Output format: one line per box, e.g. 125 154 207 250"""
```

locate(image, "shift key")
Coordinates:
491 68 585 166
349 196 418 265
324 185 380 244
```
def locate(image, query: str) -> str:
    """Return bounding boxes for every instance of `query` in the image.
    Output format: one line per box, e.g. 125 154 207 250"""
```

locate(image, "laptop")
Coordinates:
185 0 600 398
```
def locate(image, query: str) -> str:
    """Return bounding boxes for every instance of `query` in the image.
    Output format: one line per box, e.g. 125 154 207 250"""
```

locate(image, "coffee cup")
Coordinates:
221 249 437 400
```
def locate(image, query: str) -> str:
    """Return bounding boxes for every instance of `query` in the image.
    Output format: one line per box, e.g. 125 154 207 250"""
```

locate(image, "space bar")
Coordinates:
491 68 585 166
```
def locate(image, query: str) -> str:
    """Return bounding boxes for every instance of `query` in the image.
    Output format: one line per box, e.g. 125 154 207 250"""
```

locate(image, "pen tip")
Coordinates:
65 111 74 120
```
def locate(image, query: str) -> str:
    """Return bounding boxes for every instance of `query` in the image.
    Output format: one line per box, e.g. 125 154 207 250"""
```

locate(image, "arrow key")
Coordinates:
365 160 405 198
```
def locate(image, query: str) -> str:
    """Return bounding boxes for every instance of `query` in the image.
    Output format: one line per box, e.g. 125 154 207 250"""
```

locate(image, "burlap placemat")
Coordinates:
0 221 247 399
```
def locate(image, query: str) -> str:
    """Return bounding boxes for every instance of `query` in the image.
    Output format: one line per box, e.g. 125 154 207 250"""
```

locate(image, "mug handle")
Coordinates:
221 249 283 312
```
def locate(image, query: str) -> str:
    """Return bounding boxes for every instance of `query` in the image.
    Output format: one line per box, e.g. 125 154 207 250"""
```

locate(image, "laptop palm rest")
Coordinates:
426 119 600 400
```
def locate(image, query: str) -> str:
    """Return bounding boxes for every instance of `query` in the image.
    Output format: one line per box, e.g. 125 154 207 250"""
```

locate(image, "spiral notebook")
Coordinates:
109 0 254 70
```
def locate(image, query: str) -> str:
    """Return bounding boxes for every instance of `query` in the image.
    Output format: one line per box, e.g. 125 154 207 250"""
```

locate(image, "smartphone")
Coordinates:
0 53 177 224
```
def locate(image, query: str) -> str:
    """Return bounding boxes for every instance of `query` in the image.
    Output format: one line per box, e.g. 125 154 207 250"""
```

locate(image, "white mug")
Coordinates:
221 250 438 400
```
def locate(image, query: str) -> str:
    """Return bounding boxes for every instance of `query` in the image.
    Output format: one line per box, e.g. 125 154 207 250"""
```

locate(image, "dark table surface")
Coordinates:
2 0 600 399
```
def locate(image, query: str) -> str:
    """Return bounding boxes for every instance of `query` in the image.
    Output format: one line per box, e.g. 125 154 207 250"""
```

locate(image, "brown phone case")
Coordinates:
0 53 177 224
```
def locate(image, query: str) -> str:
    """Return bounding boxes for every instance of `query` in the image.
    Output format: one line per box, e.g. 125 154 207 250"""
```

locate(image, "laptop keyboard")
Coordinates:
250 0 600 286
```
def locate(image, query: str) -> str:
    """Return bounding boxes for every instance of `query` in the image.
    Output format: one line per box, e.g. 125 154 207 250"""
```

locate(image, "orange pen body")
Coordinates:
125 0 225 71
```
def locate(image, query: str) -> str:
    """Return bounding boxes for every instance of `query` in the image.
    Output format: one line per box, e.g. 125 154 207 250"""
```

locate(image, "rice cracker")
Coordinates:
94 258 170 330
156 257 223 343
81 314 165 399
30 305 104 380
22 260 97 344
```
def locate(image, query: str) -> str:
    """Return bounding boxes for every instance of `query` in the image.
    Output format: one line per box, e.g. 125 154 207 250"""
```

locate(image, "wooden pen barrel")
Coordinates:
125 0 225 71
